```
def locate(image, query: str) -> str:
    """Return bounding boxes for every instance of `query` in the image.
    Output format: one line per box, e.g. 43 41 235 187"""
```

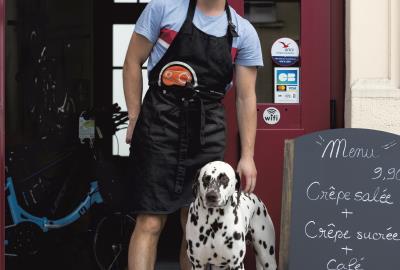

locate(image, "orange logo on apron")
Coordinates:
161 65 193 87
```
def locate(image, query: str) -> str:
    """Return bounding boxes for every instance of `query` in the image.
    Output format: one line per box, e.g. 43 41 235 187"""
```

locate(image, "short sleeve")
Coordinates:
134 0 165 44
235 20 264 67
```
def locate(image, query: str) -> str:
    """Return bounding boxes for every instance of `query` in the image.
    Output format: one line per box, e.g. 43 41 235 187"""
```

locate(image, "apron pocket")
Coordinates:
148 106 180 151
149 111 166 139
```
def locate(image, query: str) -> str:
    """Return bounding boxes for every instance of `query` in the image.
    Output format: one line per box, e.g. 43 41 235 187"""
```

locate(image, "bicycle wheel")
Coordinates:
93 212 135 270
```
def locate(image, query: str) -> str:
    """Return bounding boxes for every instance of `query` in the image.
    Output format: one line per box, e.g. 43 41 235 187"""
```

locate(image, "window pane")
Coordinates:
113 69 126 111
244 0 300 103
113 24 149 68
112 68 128 157
141 69 149 99
112 69 149 111
112 69 128 156
113 24 135 67
113 129 130 156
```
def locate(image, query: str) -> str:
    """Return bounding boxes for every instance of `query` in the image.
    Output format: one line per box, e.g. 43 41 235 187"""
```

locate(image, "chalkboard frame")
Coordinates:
279 139 295 270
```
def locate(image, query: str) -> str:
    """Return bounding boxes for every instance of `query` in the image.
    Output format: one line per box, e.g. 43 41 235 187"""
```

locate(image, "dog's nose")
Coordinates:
205 191 219 202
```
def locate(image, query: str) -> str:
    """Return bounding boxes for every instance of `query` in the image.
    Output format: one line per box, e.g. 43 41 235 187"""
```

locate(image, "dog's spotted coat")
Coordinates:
186 161 277 270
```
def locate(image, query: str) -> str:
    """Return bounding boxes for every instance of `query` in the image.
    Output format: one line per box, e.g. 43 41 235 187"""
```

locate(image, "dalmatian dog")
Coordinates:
186 161 277 270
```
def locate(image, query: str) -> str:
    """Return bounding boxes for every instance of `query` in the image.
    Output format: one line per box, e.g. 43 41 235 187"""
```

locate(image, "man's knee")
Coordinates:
136 214 167 235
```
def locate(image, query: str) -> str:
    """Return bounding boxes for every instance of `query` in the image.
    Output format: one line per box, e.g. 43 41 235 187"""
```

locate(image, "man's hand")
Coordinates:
237 156 257 193
125 118 138 144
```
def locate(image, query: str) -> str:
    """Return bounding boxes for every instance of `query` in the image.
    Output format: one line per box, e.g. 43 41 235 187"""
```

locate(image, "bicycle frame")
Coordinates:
4 104 127 257
5 176 103 233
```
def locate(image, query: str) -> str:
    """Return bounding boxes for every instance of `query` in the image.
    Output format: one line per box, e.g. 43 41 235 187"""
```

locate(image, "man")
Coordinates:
123 0 263 269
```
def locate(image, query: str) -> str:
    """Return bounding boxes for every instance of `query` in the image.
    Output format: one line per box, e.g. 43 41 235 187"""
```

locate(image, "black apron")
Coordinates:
126 0 238 214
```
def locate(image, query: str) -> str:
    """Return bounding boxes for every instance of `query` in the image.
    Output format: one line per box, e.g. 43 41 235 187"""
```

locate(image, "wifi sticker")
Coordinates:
263 107 281 125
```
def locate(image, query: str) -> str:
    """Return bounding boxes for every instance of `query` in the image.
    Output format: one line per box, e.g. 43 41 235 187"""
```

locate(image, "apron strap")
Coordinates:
183 0 239 40
173 96 206 194
174 105 189 195
225 1 239 38
181 0 197 34
199 98 206 146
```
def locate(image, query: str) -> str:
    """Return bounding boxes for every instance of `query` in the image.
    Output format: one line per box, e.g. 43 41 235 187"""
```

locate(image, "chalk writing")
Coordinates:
326 257 365 270
306 181 394 206
320 138 378 159
371 167 400 181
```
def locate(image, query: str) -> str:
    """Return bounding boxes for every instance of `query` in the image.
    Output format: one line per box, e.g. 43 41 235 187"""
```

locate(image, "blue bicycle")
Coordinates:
5 107 136 270
5 149 103 256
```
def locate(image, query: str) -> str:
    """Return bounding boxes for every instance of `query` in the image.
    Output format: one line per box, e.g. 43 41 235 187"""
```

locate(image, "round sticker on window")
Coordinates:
271 37 300 66
263 107 281 125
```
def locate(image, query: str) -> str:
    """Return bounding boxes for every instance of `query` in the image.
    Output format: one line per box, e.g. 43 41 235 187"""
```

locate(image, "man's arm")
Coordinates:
235 64 258 193
123 32 154 144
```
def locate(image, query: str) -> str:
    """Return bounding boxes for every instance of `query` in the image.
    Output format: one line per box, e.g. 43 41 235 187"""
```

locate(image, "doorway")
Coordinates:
0 0 345 268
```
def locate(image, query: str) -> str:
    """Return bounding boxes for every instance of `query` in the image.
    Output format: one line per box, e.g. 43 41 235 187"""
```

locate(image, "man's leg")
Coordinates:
128 213 168 270
180 207 192 270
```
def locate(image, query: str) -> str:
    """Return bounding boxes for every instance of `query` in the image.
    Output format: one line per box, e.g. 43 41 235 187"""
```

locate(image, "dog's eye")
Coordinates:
220 176 229 185
203 175 211 186
219 174 230 187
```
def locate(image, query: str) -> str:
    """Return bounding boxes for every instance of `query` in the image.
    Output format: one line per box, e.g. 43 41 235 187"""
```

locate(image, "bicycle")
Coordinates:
5 105 136 270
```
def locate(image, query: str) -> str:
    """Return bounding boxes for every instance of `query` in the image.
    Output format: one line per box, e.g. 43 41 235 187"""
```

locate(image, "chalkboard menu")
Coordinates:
279 128 400 270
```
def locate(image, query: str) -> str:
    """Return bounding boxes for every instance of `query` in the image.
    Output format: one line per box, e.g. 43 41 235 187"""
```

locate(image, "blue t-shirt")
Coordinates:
135 0 264 72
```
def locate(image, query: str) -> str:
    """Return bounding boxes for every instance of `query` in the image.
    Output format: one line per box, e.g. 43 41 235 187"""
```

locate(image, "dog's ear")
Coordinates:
192 169 201 197
235 171 241 191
